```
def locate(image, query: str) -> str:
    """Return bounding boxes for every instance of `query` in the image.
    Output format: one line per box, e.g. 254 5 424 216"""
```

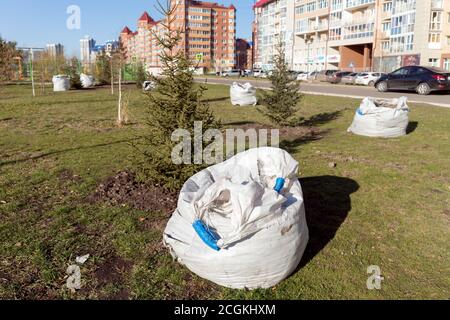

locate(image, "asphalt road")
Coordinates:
195 77 450 108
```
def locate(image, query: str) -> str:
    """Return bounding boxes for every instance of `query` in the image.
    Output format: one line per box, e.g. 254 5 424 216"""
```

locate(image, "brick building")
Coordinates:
120 0 237 74
236 38 253 70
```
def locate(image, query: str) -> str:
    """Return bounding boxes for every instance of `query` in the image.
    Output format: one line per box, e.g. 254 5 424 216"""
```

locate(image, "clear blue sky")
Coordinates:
0 0 254 57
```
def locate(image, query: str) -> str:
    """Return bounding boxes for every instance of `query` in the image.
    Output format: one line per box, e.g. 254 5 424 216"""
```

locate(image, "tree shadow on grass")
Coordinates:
407 121 419 135
296 175 360 270
202 96 230 103
223 120 257 126
280 129 330 154
0 138 139 167
292 110 343 127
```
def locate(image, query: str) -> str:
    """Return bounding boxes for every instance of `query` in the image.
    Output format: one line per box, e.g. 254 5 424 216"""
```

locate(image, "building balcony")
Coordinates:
428 42 442 50
380 30 391 39
342 30 374 41
296 22 329 35
345 0 375 11
343 18 374 27
431 0 444 10
392 3 416 15
331 4 344 11
380 10 392 20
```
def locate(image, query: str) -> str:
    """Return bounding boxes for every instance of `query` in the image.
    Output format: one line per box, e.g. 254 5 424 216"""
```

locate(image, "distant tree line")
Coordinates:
0 37 22 82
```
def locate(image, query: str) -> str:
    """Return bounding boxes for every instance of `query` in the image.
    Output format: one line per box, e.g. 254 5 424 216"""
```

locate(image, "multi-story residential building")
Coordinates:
91 40 120 60
46 43 64 58
236 38 253 70
247 40 255 70
253 0 297 70
254 0 450 72
120 0 237 74
80 36 96 66
373 0 450 72
80 35 120 67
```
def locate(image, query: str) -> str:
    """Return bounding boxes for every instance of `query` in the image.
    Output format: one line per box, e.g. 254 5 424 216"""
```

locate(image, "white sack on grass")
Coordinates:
80 74 95 88
143 81 155 92
348 96 410 138
163 147 309 289
230 82 257 106
52 75 70 92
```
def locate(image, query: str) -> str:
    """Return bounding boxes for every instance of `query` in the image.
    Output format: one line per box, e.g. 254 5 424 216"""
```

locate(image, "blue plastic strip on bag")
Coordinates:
193 219 221 251
357 108 364 116
274 177 286 194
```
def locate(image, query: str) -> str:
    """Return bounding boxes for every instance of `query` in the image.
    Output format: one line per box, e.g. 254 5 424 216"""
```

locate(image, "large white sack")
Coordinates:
52 75 70 92
348 96 409 138
230 82 257 106
163 147 309 289
80 73 95 88
143 81 155 92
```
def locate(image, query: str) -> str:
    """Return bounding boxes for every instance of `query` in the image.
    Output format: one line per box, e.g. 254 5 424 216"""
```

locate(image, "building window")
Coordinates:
428 33 441 43
296 5 305 14
318 0 328 9
331 0 343 11
428 58 439 67
429 11 442 30
306 1 316 12
444 58 450 71
383 2 393 12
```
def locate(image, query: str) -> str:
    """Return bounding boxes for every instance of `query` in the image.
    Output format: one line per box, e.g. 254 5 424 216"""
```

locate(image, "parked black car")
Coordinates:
375 66 450 95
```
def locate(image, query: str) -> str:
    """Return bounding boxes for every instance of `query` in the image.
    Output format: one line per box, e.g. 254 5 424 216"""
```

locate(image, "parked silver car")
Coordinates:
341 72 359 85
221 69 242 77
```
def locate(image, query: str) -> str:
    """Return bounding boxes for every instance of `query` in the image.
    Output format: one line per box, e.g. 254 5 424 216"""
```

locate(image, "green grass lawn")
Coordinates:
0 83 449 299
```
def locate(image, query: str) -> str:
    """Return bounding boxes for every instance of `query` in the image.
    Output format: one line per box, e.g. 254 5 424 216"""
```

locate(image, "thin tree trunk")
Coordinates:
110 60 114 95
30 54 35 97
117 62 122 126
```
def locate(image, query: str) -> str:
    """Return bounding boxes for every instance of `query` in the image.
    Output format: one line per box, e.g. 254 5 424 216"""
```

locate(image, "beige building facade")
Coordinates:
254 0 450 72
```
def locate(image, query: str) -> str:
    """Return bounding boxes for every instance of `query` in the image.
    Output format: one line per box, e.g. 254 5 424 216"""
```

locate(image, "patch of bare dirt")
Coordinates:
94 255 132 286
180 272 220 300
88 171 178 214
57 168 83 184
231 123 323 141
76 255 134 300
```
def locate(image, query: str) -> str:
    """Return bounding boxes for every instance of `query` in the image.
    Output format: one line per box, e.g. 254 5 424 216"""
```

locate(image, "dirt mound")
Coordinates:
88 171 178 214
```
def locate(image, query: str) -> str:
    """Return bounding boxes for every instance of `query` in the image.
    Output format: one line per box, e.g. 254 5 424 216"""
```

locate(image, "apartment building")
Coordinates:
80 36 96 66
46 43 64 58
253 0 297 70
236 38 253 70
254 0 450 72
120 0 237 74
373 0 450 72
